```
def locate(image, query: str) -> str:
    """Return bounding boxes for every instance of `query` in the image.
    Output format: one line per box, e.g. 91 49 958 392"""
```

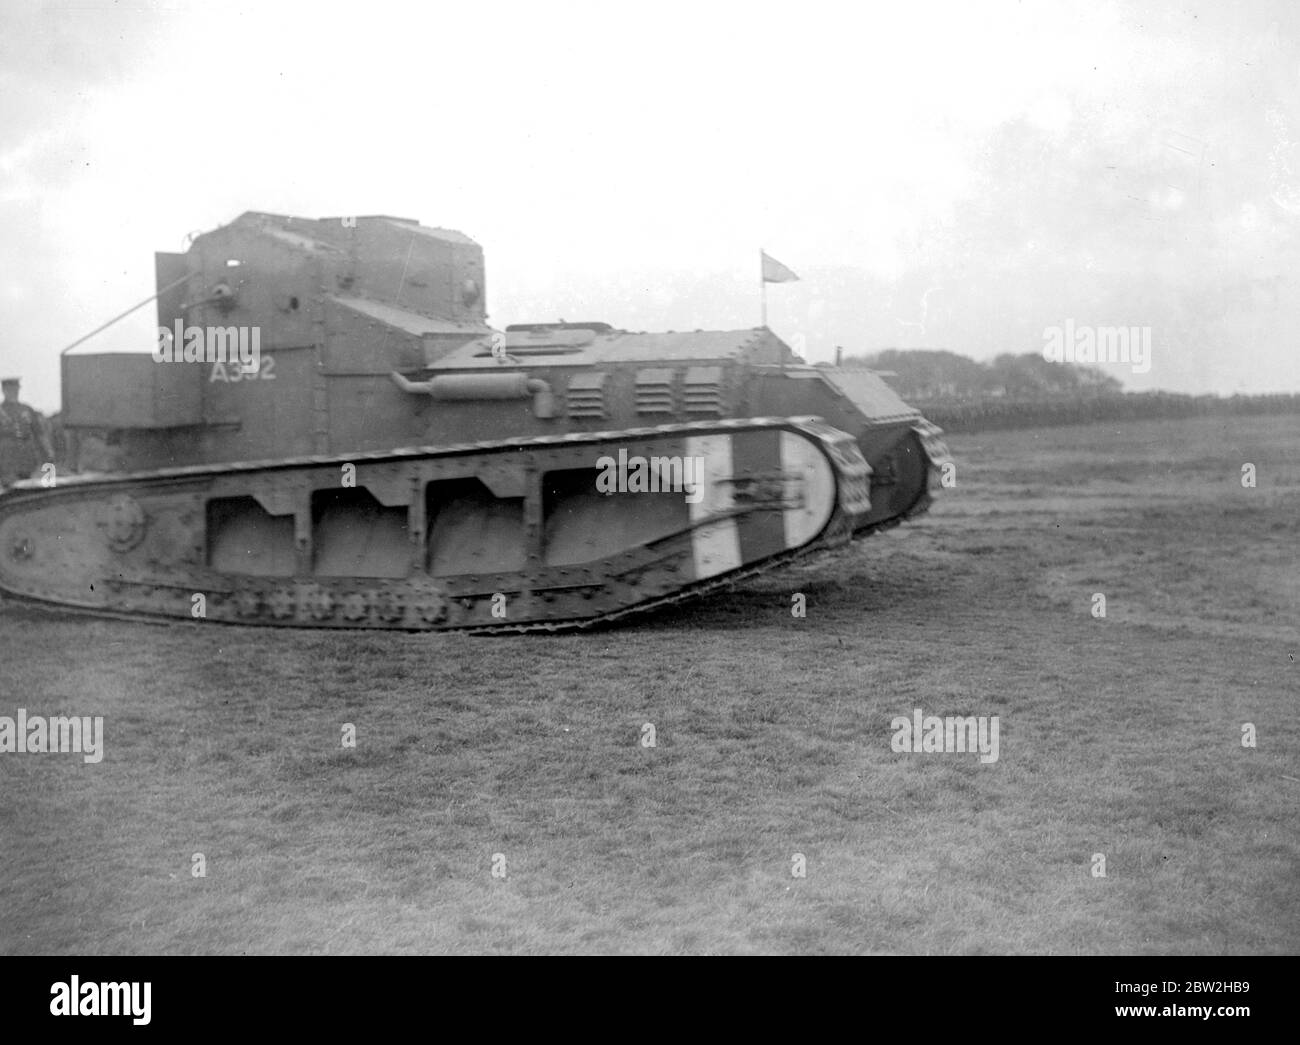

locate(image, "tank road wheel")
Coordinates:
234 589 262 619
411 589 448 625
302 583 334 621
372 589 405 624
341 591 369 622
268 587 295 620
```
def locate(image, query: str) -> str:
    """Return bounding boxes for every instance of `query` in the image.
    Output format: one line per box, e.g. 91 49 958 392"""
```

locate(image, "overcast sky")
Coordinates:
2 0 1297 411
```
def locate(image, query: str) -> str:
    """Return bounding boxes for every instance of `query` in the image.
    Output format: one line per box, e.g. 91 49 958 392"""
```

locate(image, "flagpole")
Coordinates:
760 248 767 329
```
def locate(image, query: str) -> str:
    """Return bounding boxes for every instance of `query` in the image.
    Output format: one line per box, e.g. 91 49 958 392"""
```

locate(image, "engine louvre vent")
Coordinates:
635 368 675 414
565 371 607 418
683 366 725 415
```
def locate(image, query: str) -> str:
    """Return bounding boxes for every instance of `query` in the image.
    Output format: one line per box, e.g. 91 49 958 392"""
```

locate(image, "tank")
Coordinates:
0 212 949 631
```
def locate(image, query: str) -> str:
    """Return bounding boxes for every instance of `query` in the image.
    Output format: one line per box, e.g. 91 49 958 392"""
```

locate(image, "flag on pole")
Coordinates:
761 250 800 283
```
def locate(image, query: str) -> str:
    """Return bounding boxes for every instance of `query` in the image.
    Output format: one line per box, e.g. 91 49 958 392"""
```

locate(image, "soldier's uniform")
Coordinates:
0 379 51 484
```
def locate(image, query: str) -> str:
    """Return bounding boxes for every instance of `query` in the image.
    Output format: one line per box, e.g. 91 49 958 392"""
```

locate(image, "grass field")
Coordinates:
1 414 1296 954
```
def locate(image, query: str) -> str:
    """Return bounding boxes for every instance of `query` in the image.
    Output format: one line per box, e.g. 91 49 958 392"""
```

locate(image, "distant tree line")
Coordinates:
839 350 1299 432
843 349 1125 399
907 391 1300 433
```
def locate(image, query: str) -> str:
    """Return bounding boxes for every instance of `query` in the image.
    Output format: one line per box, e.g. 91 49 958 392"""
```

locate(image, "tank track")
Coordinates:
460 508 933 634
0 416 897 633
901 419 952 522
479 420 952 635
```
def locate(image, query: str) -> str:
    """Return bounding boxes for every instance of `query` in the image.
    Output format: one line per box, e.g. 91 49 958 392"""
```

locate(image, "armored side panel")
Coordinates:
62 353 202 429
0 419 872 631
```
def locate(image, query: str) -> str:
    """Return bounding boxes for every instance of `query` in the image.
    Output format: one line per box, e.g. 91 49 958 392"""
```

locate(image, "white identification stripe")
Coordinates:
779 431 835 548
685 434 741 580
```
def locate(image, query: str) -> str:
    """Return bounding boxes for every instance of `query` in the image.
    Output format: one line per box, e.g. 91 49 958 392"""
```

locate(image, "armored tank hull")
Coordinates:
0 212 949 630
0 418 875 631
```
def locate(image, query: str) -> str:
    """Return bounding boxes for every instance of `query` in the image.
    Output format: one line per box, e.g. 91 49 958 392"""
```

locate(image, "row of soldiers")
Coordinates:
0 377 56 487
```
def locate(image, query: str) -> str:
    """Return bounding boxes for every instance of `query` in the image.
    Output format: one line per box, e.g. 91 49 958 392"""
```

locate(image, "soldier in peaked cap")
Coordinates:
0 377 55 485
